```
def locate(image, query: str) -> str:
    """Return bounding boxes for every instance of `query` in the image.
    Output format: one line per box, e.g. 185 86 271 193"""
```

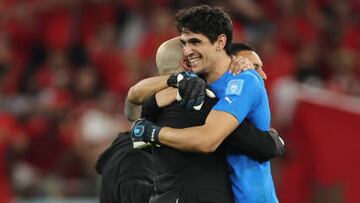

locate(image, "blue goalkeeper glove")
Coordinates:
130 118 162 149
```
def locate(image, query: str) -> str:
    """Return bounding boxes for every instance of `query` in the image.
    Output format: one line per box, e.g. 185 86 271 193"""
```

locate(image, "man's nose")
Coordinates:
183 45 193 56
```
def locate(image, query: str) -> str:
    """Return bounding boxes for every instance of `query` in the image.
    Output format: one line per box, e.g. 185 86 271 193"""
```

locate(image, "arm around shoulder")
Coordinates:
127 75 170 105
159 110 239 153
224 121 285 162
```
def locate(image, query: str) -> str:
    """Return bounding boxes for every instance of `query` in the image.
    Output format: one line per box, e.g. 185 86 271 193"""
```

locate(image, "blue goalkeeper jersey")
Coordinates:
209 70 278 203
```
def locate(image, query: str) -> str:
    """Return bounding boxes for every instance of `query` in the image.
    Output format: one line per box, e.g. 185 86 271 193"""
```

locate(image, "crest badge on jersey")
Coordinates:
225 79 244 96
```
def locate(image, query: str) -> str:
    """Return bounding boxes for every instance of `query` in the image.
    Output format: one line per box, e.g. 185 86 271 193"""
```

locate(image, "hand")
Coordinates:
176 77 216 111
167 71 197 87
255 66 267 80
176 88 215 110
228 55 254 75
168 71 215 111
268 128 285 156
130 119 162 149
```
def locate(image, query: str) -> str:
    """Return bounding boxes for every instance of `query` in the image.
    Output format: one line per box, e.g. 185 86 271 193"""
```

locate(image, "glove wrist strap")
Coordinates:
149 125 161 146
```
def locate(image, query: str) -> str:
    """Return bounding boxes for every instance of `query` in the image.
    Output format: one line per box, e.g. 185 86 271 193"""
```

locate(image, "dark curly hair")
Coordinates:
229 43 255 55
175 5 233 55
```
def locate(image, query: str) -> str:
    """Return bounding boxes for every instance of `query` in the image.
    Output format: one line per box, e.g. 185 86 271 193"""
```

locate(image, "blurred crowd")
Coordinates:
0 0 359 202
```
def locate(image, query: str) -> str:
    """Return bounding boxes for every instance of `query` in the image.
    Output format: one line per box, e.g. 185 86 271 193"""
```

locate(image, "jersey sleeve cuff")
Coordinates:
141 94 161 120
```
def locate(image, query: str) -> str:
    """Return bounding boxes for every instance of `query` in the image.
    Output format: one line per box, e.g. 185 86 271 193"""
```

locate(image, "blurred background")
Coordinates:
0 0 359 202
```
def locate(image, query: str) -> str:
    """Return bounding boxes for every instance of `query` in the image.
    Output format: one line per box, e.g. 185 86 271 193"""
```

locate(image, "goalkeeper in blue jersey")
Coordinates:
130 5 281 203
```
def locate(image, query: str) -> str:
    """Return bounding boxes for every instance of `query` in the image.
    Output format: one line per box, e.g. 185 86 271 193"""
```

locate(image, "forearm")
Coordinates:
124 98 142 122
127 75 169 105
155 87 177 107
159 126 219 153
224 120 283 162
159 110 238 153
159 120 236 153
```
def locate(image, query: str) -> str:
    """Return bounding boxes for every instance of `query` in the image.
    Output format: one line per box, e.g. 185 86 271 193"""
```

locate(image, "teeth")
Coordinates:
188 57 200 66
189 59 198 64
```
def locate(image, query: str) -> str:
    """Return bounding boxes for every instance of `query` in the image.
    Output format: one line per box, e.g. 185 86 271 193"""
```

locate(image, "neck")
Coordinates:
206 52 231 83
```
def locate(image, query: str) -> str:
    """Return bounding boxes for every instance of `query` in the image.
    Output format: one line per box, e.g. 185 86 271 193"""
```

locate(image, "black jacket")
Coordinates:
96 132 154 203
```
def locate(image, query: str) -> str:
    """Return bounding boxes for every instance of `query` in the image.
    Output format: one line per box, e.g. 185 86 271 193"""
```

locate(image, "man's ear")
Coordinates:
216 34 227 50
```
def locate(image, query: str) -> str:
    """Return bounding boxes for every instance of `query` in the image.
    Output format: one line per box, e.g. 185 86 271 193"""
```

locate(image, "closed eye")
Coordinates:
188 38 202 45
180 38 202 46
180 39 186 47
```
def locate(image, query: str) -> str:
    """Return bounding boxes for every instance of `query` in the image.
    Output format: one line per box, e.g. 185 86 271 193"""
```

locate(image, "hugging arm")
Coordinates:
125 72 205 121
127 75 170 105
224 120 284 162
125 75 170 121
140 91 284 162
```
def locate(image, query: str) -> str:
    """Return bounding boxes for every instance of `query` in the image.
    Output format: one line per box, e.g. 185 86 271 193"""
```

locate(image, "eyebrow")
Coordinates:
180 37 202 45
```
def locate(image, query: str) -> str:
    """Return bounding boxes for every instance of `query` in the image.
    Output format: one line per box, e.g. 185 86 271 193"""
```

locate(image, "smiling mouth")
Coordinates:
187 57 201 67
